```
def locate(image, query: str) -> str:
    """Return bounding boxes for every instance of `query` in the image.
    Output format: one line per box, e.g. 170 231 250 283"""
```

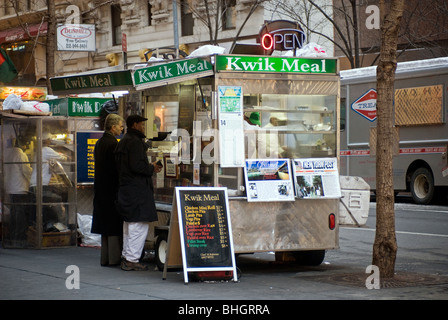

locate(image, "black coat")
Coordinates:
114 128 158 223
91 132 122 236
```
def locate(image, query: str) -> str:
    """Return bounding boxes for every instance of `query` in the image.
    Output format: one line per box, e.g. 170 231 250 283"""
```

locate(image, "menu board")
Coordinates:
175 187 237 283
292 158 341 199
244 159 295 202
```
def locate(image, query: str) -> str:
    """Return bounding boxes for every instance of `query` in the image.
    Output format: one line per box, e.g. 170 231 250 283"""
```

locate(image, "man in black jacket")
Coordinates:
115 114 162 271
91 113 124 266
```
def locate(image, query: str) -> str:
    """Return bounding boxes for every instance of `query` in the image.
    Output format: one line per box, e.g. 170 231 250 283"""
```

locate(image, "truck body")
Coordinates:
340 58 448 204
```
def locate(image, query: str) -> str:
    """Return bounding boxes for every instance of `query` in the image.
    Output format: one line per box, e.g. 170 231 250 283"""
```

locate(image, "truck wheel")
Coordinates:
155 232 168 271
410 167 434 205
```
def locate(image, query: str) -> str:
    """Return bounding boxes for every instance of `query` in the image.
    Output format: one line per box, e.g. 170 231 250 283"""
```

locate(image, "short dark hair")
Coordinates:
126 114 148 128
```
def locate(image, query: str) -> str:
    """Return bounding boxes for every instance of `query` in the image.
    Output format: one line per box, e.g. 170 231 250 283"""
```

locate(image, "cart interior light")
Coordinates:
329 213 336 230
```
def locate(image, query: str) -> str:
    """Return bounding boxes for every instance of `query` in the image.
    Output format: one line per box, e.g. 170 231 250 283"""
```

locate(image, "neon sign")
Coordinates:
259 20 306 53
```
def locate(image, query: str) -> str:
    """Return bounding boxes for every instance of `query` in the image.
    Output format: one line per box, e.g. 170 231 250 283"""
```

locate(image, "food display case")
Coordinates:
1 115 77 248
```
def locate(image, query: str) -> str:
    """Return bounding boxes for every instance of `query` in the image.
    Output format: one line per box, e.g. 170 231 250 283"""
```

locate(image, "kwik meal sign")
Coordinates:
132 58 214 90
351 88 377 121
215 55 337 74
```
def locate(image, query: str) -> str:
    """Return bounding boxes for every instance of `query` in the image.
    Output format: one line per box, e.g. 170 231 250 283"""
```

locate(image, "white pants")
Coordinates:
122 222 149 263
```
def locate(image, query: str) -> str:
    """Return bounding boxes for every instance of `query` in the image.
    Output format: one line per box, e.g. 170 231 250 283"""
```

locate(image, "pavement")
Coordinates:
1 241 448 303
2 200 448 307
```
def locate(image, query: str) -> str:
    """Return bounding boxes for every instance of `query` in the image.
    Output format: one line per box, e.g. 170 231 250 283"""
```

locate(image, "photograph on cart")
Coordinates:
244 159 294 202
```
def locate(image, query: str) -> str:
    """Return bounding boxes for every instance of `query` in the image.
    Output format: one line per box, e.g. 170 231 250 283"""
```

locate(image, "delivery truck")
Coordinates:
340 57 448 204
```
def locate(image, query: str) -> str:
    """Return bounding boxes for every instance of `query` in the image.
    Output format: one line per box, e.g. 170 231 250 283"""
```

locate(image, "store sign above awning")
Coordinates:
0 23 48 43
57 24 96 52
132 57 214 90
215 55 337 75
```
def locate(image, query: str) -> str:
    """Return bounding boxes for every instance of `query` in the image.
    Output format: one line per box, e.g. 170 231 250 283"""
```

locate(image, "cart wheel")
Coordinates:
292 250 326 266
155 232 168 271
410 167 434 205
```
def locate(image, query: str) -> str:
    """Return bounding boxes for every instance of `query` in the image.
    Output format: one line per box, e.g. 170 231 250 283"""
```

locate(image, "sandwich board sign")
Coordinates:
351 88 377 122
162 187 238 284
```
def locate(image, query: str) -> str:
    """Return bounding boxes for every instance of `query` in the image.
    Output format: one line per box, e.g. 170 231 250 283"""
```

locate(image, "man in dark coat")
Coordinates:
115 114 162 271
91 113 124 266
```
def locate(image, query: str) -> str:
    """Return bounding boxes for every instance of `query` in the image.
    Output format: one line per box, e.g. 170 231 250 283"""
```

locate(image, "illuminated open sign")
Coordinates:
259 20 306 52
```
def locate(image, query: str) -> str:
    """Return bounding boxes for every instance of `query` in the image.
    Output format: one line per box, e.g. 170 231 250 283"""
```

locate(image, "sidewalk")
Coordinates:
1 243 448 301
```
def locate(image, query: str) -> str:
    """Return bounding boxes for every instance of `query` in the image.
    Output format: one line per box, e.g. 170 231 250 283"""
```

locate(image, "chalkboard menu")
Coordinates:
172 187 237 283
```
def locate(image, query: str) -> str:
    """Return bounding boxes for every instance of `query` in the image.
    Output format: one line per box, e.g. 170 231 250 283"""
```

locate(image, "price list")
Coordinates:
216 204 229 249
76 132 102 183
178 189 233 268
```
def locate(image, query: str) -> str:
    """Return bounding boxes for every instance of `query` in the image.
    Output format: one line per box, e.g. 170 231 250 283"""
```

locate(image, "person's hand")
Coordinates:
152 161 163 173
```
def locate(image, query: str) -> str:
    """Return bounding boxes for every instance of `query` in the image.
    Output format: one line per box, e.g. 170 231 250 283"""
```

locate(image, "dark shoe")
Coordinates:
121 259 149 271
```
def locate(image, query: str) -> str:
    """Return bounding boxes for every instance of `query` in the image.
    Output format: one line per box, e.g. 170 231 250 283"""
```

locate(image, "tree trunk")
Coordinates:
46 0 56 94
372 0 404 279
350 0 360 68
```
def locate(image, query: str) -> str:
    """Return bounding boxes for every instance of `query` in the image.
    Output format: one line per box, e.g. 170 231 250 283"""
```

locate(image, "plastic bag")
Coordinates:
99 99 118 130
21 101 50 112
188 45 226 57
297 42 328 57
77 213 101 247
3 94 23 110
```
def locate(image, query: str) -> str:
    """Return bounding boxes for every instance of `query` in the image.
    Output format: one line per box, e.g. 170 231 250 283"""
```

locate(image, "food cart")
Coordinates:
131 54 341 268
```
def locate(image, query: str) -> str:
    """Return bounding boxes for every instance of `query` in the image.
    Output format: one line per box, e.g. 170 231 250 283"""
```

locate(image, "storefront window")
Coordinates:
1 41 36 86
111 4 122 46
222 0 236 30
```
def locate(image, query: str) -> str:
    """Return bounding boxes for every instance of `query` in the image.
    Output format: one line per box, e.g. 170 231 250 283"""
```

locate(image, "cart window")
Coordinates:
149 82 215 204
153 101 179 132
243 93 337 159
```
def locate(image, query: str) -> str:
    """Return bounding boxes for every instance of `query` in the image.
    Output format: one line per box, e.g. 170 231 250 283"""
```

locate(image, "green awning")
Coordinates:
50 69 133 95
132 57 214 90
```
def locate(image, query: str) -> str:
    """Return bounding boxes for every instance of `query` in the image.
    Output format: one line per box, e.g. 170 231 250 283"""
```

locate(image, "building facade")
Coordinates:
332 0 448 69
1 0 279 89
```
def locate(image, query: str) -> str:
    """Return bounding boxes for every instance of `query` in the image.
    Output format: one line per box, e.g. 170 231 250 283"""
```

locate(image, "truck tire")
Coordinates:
410 167 434 205
155 232 168 271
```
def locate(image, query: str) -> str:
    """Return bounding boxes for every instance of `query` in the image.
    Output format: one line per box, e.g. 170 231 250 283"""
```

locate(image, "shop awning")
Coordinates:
0 22 48 44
